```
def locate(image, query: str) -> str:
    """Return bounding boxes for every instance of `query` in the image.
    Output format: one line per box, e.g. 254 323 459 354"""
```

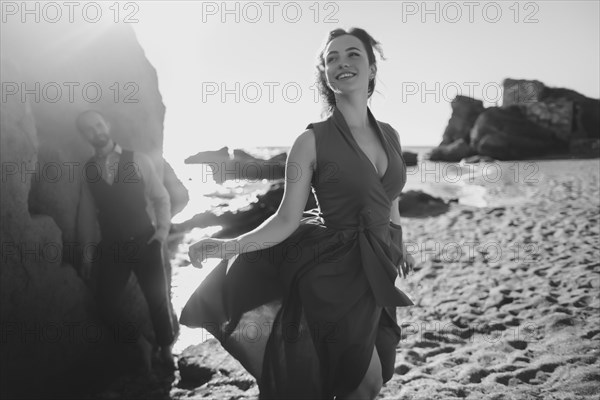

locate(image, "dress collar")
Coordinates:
331 106 391 180
331 106 385 136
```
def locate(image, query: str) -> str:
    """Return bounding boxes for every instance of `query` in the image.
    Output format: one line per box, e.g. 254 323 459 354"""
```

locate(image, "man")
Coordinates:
76 109 176 373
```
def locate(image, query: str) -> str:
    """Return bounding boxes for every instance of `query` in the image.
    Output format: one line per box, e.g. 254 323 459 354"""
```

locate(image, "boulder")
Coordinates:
429 138 477 162
1 16 181 396
515 97 574 142
430 95 483 161
185 147 286 183
178 339 255 390
502 78 545 107
470 106 566 160
185 146 230 164
440 95 485 145
397 190 452 218
432 79 599 161
177 339 255 386
402 151 418 166
569 138 600 158
0 58 110 397
503 78 600 143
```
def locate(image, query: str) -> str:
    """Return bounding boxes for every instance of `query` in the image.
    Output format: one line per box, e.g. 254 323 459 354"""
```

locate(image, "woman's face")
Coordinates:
323 34 374 96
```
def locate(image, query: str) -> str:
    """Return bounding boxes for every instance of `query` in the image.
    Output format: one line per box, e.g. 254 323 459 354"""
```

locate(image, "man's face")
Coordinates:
77 112 111 149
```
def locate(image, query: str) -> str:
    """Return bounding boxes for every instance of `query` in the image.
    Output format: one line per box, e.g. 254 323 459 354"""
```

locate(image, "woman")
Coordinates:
182 27 415 399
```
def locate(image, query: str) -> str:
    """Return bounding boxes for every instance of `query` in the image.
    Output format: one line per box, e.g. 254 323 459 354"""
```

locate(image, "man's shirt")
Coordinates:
91 143 171 241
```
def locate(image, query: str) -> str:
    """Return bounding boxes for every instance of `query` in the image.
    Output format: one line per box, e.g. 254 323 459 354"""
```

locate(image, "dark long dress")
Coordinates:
180 106 414 399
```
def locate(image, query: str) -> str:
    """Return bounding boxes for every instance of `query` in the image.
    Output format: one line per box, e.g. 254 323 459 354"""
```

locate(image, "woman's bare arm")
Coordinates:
233 129 316 254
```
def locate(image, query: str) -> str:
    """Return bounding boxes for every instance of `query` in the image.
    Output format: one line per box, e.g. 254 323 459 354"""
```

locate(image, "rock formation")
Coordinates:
501 78 600 158
429 96 485 162
185 147 287 183
397 190 453 218
470 106 565 160
429 138 476 163
1 58 96 396
432 79 600 161
1 16 187 397
402 151 418 167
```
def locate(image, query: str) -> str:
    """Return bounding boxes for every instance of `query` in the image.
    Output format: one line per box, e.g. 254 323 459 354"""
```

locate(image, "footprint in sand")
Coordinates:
582 329 600 339
507 340 528 350
423 346 455 359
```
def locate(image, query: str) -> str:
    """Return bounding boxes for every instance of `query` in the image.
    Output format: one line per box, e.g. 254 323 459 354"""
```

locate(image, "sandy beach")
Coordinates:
160 158 600 400
380 159 600 399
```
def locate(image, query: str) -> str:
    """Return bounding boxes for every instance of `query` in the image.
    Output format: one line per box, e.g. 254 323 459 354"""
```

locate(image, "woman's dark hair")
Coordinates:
316 27 385 114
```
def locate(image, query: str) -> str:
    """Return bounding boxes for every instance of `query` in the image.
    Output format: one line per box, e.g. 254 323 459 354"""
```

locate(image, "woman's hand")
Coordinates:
188 237 238 268
398 242 416 279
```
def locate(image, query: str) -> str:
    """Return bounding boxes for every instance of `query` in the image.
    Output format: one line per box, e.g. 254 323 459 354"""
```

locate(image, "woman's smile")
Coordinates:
336 71 357 81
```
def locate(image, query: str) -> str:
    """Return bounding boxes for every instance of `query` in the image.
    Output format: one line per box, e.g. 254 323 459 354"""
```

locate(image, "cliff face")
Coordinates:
1 17 186 396
440 96 486 146
1 57 94 395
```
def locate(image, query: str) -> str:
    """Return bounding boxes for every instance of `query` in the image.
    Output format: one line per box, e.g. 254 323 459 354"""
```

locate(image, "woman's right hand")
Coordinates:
399 243 415 279
188 237 238 268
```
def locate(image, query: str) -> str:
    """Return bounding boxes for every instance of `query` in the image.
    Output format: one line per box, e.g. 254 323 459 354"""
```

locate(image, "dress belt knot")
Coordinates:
357 222 365 233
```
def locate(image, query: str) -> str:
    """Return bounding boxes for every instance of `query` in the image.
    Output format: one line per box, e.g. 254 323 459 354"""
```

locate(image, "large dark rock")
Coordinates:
178 339 255 391
470 106 566 160
1 16 182 396
503 78 600 144
429 138 477 162
569 138 600 158
441 96 485 145
514 97 574 142
430 96 483 162
186 147 286 183
402 151 418 166
502 78 545 107
397 191 452 218
432 79 599 161
0 58 120 398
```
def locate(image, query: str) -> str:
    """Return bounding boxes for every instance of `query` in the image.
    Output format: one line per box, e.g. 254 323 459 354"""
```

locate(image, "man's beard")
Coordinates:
91 134 110 148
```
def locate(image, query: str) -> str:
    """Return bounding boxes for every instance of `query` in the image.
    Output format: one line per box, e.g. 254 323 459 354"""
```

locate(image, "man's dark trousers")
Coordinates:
97 231 175 347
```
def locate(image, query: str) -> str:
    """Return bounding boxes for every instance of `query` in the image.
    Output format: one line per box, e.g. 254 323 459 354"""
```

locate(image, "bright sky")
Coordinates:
132 1 600 162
